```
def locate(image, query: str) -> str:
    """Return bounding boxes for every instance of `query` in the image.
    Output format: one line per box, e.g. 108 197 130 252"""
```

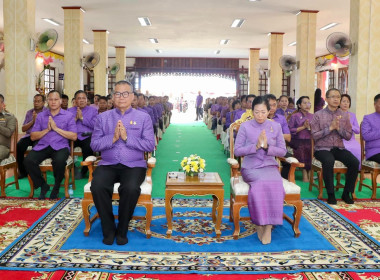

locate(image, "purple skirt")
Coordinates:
292 138 312 171
241 166 284 226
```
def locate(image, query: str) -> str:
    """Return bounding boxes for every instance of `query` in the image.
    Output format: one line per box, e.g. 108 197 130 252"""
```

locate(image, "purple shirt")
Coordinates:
310 107 352 151
67 106 98 141
233 109 245 122
211 104 221 119
22 107 47 138
220 106 229 119
288 111 313 140
314 98 325 112
148 105 159 124
362 112 380 159
31 109 77 151
235 119 286 169
91 107 155 168
196 95 203 107
140 106 155 125
270 114 290 135
225 111 233 128
275 108 296 120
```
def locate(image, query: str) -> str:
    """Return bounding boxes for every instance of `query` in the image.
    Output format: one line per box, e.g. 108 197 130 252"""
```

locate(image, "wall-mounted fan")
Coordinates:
279 55 296 76
239 73 249 82
108 63 120 75
36 29 58 53
315 56 331 70
255 63 265 76
326 32 352 57
82 52 100 71
125 71 135 82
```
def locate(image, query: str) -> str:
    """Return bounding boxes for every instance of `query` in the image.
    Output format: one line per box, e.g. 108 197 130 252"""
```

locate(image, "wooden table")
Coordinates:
165 172 224 238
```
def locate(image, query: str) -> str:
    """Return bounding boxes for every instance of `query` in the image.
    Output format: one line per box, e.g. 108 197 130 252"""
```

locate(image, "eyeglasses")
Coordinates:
327 95 341 100
113 91 132 98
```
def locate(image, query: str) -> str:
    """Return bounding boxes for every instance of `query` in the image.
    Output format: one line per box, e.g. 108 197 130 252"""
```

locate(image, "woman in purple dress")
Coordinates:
314 88 325 112
276 95 295 119
288 96 313 182
340 94 361 166
234 96 286 245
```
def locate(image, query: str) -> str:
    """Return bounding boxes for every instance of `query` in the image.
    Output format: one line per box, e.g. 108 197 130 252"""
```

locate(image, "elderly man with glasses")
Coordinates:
90 80 155 246
310 88 359 205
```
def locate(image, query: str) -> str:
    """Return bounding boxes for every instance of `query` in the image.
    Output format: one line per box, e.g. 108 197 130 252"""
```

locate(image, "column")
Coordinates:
268 32 284 96
248 48 260 95
348 0 380 122
3 0 35 124
115 46 126 83
63 6 84 99
295 10 318 110
93 30 108 95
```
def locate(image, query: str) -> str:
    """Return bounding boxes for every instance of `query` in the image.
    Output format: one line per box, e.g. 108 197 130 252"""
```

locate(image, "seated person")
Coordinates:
17 94 46 178
24 90 77 199
91 94 101 109
0 94 17 161
234 96 286 245
310 88 359 205
340 94 361 166
61 94 69 110
90 80 155 245
276 95 295 119
288 96 313 182
68 90 98 179
107 95 113 110
362 93 380 164
233 95 247 122
225 100 241 131
98 96 108 114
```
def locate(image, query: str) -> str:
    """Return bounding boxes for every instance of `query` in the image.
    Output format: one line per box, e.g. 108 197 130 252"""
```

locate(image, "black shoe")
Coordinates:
49 188 59 199
342 191 354 204
38 184 50 200
327 193 337 205
102 234 115 245
116 236 128 245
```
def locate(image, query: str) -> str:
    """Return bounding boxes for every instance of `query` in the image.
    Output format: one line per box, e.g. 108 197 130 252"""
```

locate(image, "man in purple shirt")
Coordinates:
195 91 203 121
24 90 77 199
362 93 380 164
90 80 155 246
17 94 46 178
68 90 98 179
310 88 359 205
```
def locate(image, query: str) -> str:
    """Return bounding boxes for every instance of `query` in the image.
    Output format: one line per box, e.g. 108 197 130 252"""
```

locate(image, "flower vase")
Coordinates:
185 172 198 180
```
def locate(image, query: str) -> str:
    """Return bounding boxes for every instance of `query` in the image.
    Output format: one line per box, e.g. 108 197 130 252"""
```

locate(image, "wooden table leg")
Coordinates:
211 195 217 223
165 192 173 238
214 191 224 238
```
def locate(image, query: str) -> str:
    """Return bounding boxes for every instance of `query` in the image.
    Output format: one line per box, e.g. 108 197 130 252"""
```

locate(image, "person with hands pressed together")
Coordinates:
68 90 98 179
234 96 286 245
24 90 77 199
17 94 46 178
90 80 155 246
310 88 359 205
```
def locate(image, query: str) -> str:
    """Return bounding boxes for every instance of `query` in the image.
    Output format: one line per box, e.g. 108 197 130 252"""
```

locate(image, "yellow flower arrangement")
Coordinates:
180 154 206 177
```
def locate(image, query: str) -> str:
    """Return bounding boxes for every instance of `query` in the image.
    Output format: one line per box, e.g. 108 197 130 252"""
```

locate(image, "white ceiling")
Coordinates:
0 0 350 59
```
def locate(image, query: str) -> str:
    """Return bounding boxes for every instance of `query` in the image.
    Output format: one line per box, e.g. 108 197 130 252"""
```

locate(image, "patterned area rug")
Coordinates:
1 198 380 274
2 271 380 280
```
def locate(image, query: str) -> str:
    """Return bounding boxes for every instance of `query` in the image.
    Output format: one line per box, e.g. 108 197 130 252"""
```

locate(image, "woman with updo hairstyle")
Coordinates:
288 96 314 182
234 96 286 245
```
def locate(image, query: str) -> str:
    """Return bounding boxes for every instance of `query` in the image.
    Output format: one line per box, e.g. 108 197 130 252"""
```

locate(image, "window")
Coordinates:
44 67 55 94
328 70 335 89
282 72 290 96
108 74 116 94
259 72 268 96
338 67 348 94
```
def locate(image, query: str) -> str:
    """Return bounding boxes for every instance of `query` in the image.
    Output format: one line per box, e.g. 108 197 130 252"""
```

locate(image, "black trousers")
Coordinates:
90 164 146 239
280 152 293 179
16 136 36 176
24 146 69 190
368 153 380 164
196 107 203 120
314 148 359 194
74 137 93 175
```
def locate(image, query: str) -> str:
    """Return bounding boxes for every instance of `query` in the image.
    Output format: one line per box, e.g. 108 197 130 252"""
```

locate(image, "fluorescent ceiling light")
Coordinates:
249 0 261 2
220 39 230 45
288 41 296 46
42 18 61 26
320 22 339 31
138 17 151 26
215 50 221 54
155 49 162 53
231 19 245 28
149 38 159 44
82 39 90 44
